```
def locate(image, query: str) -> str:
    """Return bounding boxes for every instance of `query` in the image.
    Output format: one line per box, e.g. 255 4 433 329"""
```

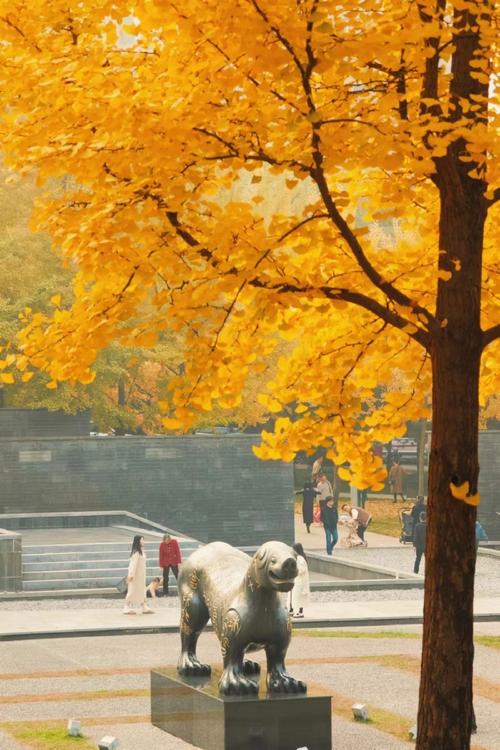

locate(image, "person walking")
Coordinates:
316 473 333 504
311 454 324 485
315 473 334 525
413 511 427 574
295 482 319 533
357 488 368 508
287 543 310 618
159 533 182 595
389 459 406 502
321 496 339 555
411 495 426 528
341 503 372 545
123 535 153 614
475 521 488 551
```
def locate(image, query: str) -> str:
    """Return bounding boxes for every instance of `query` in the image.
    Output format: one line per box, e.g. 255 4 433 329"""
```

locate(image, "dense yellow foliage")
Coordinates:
0 0 497 489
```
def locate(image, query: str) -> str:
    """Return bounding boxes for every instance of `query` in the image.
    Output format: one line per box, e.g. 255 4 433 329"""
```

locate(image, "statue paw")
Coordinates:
219 667 259 695
267 672 307 694
177 655 211 677
243 659 261 676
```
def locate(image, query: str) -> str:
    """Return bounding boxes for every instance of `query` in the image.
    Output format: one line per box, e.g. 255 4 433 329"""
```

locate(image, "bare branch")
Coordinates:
482 324 500 349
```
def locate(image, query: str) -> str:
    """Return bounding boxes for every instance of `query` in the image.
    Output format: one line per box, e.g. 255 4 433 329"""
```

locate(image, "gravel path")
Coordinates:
1 549 498 609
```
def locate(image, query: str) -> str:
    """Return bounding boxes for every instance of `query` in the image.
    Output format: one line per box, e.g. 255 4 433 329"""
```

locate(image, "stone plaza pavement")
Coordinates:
0 624 499 750
1 595 500 640
0 524 498 748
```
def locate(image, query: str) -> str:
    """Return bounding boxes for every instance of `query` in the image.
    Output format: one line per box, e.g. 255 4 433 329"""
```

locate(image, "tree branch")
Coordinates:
250 278 431 349
486 186 500 207
482 324 500 349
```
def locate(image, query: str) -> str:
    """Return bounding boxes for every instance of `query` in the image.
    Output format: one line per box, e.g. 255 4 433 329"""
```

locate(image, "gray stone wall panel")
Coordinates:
0 436 294 547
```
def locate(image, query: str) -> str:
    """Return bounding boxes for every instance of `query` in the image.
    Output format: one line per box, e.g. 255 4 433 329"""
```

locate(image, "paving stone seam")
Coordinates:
2 654 498 704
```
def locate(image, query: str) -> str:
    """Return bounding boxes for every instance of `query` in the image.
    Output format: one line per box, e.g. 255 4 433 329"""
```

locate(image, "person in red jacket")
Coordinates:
159 534 182 595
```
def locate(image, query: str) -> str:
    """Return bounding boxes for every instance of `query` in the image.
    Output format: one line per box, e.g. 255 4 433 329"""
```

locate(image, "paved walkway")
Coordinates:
0 626 499 750
1 597 499 640
295 514 402 552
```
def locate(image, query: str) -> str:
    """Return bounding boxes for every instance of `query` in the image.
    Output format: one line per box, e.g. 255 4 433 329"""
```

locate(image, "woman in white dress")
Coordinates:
287 543 310 619
123 535 153 614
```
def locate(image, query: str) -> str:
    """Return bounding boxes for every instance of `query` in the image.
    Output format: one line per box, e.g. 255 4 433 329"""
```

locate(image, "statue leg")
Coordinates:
218 610 259 695
219 645 260 695
243 658 261 676
177 586 211 677
265 638 306 694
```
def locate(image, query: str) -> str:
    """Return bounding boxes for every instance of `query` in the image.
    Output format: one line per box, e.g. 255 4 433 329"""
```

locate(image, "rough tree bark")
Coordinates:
416 2 491 744
417 140 486 750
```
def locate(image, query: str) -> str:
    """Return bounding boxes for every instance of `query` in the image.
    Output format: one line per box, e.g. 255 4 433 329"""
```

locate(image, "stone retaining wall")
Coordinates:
0 435 293 547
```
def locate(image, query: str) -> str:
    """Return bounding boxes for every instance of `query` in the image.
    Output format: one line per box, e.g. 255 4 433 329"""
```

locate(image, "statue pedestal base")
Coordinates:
151 667 332 750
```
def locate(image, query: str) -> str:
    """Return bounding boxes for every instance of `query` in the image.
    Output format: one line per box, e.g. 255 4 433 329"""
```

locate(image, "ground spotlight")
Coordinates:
67 719 81 737
352 703 369 721
98 737 119 750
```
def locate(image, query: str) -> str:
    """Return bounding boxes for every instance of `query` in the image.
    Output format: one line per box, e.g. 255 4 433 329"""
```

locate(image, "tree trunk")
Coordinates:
416 170 485 748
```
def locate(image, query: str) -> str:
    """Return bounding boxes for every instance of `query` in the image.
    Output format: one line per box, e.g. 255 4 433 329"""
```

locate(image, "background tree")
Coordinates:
0 166 270 431
0 2 498 748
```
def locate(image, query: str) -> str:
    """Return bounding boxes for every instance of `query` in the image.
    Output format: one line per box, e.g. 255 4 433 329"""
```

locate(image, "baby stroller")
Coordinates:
399 509 414 544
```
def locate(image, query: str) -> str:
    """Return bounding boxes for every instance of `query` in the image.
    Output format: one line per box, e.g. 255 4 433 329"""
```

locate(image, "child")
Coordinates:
146 576 162 607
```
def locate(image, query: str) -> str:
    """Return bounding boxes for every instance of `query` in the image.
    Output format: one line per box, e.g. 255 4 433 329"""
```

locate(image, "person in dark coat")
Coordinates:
413 511 427 574
321 496 338 555
411 496 426 530
295 482 320 533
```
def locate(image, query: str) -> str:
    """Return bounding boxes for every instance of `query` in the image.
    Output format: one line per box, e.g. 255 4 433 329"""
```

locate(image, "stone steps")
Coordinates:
21 538 198 592
23 576 180 592
23 558 169 572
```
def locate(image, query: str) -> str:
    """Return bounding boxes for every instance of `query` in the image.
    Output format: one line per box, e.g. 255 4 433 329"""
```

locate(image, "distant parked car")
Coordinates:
383 438 427 463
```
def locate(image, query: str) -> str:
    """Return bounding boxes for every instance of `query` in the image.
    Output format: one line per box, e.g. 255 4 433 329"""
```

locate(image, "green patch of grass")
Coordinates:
367 706 415 743
329 692 415 744
369 516 401 537
2 725 95 750
295 628 420 639
475 635 500 650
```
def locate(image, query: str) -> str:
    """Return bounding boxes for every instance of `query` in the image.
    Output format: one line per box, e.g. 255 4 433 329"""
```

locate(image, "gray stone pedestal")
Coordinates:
151 667 332 750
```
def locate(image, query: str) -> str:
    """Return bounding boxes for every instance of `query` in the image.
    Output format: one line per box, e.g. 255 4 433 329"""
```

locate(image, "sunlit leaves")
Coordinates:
0 0 496 489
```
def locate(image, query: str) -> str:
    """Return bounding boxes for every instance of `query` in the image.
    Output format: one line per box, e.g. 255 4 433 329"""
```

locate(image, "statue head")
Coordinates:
251 541 298 592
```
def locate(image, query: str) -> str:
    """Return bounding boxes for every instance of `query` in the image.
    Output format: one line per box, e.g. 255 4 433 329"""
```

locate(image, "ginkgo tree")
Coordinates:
0 1 498 747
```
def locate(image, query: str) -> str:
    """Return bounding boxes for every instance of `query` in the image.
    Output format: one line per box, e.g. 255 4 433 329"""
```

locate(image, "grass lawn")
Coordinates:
1 726 96 750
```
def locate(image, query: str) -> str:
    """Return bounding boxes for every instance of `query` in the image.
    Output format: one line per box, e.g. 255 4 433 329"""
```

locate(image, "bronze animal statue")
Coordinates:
177 540 306 695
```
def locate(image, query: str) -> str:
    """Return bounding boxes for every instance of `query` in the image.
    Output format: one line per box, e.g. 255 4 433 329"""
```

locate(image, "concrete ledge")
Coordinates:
311 578 424 591
2 612 500 642
0 598 498 641
478 545 500 558
0 510 176 535
306 551 422 582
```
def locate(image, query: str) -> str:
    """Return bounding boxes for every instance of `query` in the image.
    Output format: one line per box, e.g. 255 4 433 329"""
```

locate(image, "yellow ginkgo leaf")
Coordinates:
449 480 470 500
449 481 481 506
162 417 183 430
463 492 480 507
0 372 14 384
51 294 61 307
337 466 351 481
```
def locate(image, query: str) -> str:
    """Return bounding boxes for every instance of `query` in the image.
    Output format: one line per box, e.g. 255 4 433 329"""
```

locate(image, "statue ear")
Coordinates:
255 547 268 568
